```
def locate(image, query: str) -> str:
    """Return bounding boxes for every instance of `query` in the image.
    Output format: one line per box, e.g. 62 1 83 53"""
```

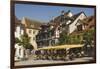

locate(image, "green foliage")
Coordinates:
83 28 95 44
59 33 70 45
15 37 21 44
69 34 82 44
20 34 30 48
58 27 95 45
15 33 33 49
82 28 95 56
25 43 33 50
59 33 82 45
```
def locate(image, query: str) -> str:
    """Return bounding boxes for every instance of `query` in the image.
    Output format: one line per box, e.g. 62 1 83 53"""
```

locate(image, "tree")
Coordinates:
58 32 83 45
15 33 33 49
59 32 70 45
83 28 95 45
69 34 82 44
15 37 20 44
82 28 95 56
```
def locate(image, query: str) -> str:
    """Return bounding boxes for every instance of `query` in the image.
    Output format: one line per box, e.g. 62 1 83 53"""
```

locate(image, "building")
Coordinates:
14 17 26 61
21 17 42 49
36 10 87 48
14 17 42 61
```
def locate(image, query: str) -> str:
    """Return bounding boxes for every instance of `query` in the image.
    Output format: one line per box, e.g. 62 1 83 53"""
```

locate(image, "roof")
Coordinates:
49 11 87 26
49 10 72 24
72 11 87 20
22 17 42 30
82 15 95 30
67 12 87 25
70 15 95 35
15 16 24 28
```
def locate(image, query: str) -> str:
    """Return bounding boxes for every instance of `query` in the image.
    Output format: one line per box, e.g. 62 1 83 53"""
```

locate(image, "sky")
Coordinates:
15 4 95 23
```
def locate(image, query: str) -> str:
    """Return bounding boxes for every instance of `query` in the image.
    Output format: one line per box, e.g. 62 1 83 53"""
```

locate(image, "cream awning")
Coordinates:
37 44 84 50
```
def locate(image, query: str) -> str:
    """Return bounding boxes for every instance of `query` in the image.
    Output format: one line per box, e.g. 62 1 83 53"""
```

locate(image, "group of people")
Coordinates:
34 47 83 61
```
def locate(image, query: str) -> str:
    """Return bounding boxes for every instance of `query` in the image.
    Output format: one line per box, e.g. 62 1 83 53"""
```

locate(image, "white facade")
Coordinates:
14 24 26 61
21 17 40 50
15 26 24 39
25 28 39 49
14 17 41 61
69 13 86 34
15 44 25 60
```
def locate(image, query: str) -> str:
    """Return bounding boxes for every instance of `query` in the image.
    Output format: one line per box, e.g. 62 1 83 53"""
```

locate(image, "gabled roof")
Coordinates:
49 10 72 23
14 16 25 32
72 11 87 20
15 16 23 27
68 12 87 25
70 15 95 35
22 17 42 30
49 11 87 26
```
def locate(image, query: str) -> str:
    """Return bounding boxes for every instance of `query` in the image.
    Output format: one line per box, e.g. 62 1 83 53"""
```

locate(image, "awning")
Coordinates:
37 44 84 50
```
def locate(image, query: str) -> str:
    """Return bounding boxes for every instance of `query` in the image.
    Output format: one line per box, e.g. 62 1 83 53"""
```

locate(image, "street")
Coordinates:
15 56 94 66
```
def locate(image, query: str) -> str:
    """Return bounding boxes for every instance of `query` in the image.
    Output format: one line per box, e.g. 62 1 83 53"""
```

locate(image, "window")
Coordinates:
29 30 32 34
33 31 35 34
77 25 82 31
88 17 92 22
19 48 21 55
